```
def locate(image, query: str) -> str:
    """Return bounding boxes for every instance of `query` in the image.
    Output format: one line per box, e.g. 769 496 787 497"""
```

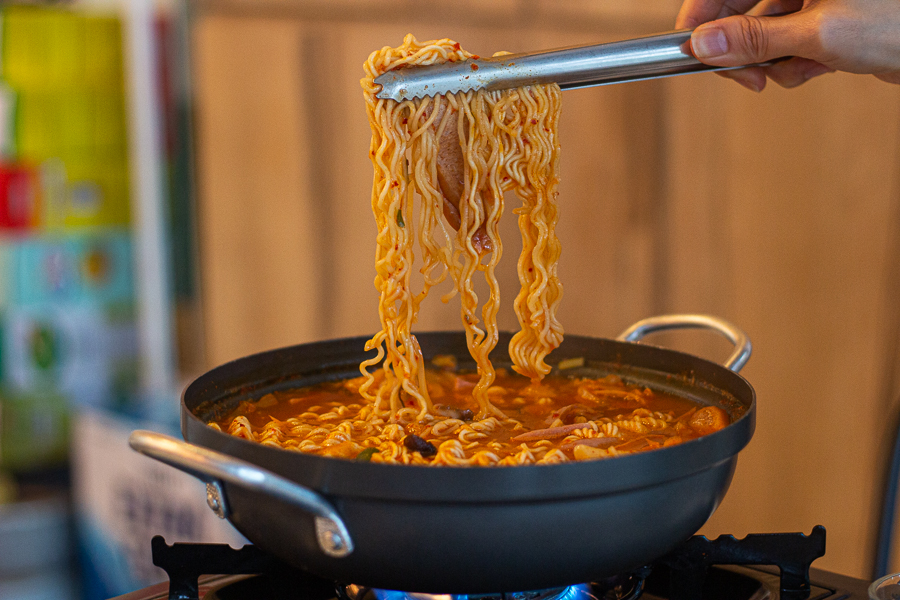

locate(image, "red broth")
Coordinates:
212 363 736 466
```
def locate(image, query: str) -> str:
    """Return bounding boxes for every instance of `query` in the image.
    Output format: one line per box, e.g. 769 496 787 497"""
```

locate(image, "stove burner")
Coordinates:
340 579 649 600
147 527 826 600
342 583 595 600
339 583 616 600
594 567 654 600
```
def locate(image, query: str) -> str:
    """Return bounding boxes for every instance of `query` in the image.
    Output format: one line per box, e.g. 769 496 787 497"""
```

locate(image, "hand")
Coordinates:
675 0 900 91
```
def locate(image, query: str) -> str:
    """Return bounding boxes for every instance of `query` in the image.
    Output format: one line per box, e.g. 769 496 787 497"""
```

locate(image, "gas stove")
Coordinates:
110 526 872 600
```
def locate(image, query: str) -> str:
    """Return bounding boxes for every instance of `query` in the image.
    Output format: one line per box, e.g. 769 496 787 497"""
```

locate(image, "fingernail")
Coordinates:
692 27 729 59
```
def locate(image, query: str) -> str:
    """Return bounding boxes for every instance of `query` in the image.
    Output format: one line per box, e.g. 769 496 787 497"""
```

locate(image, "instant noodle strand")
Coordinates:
360 35 563 420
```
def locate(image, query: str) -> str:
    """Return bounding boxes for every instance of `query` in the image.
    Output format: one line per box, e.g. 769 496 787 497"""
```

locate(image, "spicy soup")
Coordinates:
210 357 738 467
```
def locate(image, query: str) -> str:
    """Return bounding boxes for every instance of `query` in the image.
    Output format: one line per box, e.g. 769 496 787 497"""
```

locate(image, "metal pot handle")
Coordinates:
616 314 752 373
128 430 353 558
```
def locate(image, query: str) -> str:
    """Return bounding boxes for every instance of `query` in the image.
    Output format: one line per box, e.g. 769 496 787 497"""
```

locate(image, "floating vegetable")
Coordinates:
356 447 378 462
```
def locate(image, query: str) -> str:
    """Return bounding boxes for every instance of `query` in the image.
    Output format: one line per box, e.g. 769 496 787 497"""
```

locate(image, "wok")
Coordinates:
130 314 755 593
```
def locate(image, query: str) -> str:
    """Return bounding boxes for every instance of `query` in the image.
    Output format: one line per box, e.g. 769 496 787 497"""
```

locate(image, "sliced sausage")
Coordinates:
432 103 492 254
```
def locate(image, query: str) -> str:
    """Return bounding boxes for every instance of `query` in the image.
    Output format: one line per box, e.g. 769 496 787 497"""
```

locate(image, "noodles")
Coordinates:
214 366 738 466
360 35 563 421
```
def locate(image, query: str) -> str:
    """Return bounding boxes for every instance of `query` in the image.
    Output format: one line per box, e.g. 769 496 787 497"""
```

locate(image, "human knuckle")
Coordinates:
810 11 840 60
736 17 769 60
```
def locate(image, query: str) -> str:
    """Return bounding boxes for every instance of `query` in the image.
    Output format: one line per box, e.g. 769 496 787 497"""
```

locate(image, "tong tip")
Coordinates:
373 59 499 101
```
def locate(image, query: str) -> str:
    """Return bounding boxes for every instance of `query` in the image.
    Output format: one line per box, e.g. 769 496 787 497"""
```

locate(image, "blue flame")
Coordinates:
372 583 595 600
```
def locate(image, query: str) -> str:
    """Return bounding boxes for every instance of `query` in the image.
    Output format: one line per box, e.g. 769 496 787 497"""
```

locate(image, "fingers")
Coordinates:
690 11 817 66
678 0 900 88
747 0 805 17
675 0 719 29
676 0 760 29
715 57 833 91
716 66 769 91
875 72 900 85
763 57 834 87
676 0 802 29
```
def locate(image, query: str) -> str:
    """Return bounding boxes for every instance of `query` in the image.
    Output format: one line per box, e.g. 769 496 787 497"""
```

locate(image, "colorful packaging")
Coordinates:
17 91 127 162
59 156 130 228
30 156 131 230
1 304 138 409
8 235 78 305
0 387 69 470
0 83 17 160
2 7 86 92
15 90 58 162
2 8 123 92
5 230 133 307
5 6 131 232
0 163 40 230
73 232 133 305
0 312 5 385
0 238 10 313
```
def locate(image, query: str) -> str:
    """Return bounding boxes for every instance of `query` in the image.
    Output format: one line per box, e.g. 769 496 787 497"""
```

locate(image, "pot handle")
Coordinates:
128 430 354 558
616 314 751 373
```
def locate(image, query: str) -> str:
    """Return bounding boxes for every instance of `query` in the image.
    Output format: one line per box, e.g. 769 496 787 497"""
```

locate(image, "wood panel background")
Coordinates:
189 0 900 580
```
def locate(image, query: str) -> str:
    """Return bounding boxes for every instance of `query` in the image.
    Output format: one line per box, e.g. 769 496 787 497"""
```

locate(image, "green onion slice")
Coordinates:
356 447 378 462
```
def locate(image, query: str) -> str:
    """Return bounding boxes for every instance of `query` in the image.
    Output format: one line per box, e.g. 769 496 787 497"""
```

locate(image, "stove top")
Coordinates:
110 565 869 600
110 527 872 600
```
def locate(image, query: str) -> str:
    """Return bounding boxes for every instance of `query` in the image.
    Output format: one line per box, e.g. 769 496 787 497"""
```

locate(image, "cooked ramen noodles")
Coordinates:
360 35 563 420
210 37 738 465
210 358 737 466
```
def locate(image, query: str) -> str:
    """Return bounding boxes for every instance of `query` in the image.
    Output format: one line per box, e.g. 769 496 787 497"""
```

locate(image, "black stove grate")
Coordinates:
150 535 332 600
658 526 826 600
150 526 826 600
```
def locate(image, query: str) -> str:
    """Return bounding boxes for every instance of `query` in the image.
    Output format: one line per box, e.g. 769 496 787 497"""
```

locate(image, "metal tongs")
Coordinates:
375 29 774 101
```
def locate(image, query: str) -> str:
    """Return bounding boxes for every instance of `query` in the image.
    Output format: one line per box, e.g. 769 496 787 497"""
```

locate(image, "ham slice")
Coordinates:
511 423 592 442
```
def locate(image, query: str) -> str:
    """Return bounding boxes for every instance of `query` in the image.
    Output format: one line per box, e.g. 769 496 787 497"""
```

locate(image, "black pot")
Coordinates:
130 314 755 593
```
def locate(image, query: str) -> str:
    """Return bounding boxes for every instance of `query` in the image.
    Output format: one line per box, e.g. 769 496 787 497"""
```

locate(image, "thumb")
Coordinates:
690 13 813 66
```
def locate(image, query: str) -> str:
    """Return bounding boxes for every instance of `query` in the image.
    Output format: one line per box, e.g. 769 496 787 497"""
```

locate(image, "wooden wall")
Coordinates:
189 0 900 579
